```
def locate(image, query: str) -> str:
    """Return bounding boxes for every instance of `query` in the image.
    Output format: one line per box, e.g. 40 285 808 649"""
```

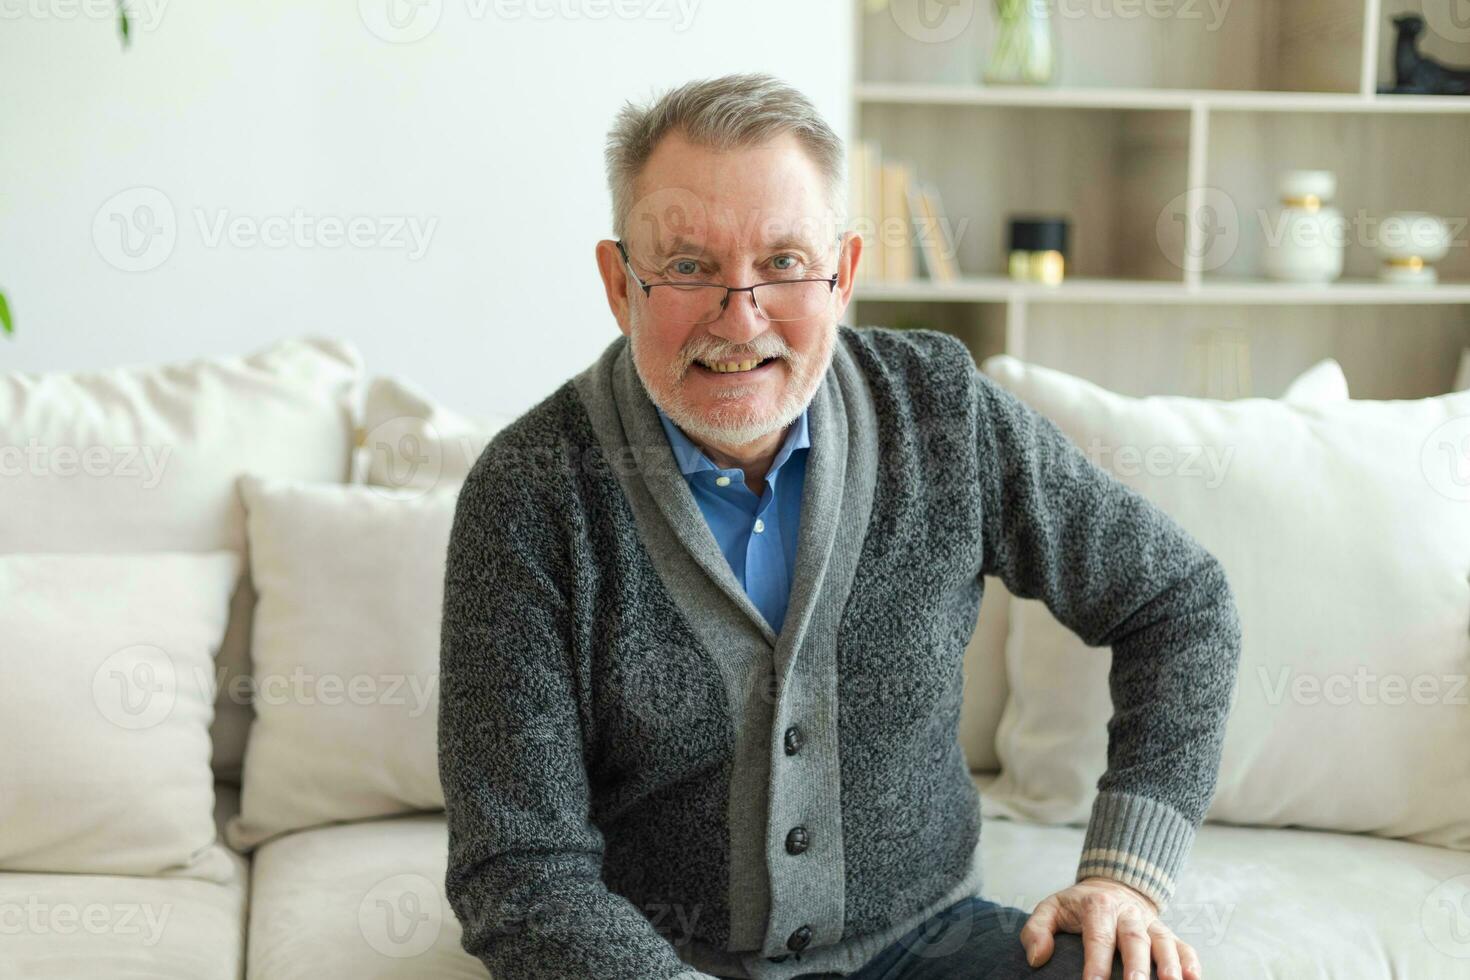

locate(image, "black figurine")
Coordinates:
1380 14 1470 96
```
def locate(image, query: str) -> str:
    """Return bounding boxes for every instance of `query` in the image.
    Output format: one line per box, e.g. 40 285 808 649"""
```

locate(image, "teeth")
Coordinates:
701 358 764 374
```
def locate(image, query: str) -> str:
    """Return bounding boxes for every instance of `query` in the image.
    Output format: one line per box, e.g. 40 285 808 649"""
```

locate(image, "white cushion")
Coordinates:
225 476 452 851
978 355 1470 849
247 815 483 979
1280 357 1349 402
355 375 507 494
0 851 249 979
0 553 239 881
973 773 1470 979
0 338 363 783
955 357 1349 774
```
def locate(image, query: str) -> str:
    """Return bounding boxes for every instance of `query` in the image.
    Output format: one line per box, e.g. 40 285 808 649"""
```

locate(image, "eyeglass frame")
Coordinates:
614 238 841 324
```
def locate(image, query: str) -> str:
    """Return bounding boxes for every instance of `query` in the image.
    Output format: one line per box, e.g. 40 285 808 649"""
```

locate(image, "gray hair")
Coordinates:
604 72 846 242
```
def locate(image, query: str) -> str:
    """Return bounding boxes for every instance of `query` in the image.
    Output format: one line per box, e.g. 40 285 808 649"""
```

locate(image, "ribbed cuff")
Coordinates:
1075 790 1196 912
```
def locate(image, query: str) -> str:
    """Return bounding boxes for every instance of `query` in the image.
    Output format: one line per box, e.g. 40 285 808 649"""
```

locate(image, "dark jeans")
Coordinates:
792 895 1158 980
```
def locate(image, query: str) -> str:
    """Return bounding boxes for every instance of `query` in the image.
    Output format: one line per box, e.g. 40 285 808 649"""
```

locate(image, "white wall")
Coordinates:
0 0 853 418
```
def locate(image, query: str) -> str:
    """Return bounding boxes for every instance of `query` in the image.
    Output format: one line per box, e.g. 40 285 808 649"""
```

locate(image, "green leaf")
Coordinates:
118 3 130 47
0 290 13 336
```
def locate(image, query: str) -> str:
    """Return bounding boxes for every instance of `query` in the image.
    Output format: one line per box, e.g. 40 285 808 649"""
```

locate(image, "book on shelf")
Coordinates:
847 138 884 285
909 179 959 283
880 159 915 282
848 139 960 285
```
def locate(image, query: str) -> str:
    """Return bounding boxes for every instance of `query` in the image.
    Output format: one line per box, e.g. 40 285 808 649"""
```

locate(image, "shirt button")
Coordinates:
787 925 812 952
753 518 765 533
783 725 804 756
785 826 810 855
715 476 731 486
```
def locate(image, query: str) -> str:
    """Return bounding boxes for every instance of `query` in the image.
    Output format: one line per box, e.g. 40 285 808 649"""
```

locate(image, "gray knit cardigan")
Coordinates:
438 325 1242 980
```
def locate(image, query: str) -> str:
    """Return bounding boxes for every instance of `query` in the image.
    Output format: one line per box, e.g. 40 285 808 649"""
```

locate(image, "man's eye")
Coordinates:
671 259 700 276
771 255 800 272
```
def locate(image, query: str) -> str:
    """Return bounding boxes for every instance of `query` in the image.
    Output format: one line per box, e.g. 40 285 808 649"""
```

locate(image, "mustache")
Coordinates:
682 339 793 367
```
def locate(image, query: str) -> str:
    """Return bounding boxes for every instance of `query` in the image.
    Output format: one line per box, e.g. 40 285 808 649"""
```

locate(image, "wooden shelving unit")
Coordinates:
849 0 1470 398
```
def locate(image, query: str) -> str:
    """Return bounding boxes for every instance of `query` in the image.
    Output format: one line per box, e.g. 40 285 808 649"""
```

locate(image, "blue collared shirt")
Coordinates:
655 405 810 635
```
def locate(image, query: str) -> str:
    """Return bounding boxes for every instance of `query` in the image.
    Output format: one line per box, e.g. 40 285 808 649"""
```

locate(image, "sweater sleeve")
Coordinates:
438 453 718 980
972 367 1242 913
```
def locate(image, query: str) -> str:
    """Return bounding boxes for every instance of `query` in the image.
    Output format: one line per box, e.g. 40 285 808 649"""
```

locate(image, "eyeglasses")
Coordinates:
616 239 839 325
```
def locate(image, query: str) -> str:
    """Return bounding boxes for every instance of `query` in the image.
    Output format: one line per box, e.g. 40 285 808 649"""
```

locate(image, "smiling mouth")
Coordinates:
693 357 779 375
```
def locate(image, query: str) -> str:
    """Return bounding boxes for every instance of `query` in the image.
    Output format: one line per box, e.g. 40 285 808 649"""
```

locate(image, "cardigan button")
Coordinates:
783 725 804 756
785 825 810 855
787 924 812 952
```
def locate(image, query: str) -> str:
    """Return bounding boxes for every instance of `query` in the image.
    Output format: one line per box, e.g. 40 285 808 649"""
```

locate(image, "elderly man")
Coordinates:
439 73 1240 980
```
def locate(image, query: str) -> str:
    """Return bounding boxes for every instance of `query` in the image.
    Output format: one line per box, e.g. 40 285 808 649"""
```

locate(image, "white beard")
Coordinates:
627 304 835 449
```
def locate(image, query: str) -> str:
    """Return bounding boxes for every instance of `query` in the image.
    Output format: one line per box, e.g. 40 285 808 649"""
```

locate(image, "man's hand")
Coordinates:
1019 876 1201 980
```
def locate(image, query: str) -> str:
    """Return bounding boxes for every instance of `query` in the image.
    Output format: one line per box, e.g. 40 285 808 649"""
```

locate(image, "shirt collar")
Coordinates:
656 404 811 479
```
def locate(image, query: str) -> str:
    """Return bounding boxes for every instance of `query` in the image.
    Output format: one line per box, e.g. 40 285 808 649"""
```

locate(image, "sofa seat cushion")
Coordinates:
975 774 1470 978
0 849 248 979
247 780 1470 979
246 815 484 979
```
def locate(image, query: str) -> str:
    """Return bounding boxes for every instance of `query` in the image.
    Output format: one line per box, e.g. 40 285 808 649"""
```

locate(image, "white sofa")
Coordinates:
5 337 1470 980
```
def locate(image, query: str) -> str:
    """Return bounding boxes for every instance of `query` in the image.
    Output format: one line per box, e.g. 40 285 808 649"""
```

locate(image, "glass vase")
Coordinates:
983 0 1056 86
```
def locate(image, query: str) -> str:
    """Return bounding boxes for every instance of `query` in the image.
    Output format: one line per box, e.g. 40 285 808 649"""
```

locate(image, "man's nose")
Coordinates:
707 288 768 344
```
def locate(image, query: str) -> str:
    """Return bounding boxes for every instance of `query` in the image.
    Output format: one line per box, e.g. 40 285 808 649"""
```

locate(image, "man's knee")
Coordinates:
1018 931 1158 980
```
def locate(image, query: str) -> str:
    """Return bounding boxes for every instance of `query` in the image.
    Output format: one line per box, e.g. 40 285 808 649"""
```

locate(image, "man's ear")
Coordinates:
834 231 863 315
595 239 633 337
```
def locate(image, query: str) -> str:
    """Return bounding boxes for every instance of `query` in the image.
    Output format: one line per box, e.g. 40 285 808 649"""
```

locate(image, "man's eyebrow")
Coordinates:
649 236 708 259
763 234 822 253
647 234 824 261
